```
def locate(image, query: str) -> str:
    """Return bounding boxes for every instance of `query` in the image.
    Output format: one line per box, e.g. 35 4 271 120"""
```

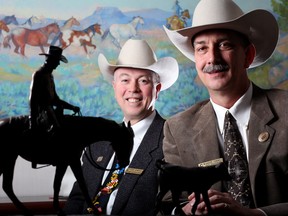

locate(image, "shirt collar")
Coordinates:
131 111 156 140
211 83 252 135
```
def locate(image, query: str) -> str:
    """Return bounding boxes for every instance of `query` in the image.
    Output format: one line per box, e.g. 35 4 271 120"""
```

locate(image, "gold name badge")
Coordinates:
125 168 144 175
198 158 223 167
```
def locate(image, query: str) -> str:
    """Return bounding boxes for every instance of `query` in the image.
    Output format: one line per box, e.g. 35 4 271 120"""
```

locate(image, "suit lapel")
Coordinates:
185 102 222 166
248 85 275 196
84 142 115 198
111 113 164 214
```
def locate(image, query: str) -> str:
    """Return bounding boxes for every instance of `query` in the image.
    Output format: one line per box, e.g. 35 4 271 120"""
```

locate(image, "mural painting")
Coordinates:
0 0 287 124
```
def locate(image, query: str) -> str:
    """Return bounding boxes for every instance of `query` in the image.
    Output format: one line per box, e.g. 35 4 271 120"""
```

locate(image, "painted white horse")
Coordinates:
21 15 42 28
102 16 144 49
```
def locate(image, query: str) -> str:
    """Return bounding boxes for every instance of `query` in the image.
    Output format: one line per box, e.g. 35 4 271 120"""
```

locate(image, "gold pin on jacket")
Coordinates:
258 132 269 142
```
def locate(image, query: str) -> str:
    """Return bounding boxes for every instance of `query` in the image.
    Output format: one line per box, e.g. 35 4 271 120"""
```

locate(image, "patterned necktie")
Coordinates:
223 111 252 207
91 156 125 214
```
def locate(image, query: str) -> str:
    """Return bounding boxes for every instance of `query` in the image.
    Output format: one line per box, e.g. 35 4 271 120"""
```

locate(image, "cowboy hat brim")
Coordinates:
164 9 279 68
39 53 68 63
98 53 179 91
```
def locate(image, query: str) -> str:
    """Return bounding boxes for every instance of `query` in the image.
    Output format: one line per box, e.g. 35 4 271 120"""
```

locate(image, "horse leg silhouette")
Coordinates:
191 192 200 215
53 164 68 216
201 189 213 214
69 159 97 214
191 189 213 215
1 156 33 216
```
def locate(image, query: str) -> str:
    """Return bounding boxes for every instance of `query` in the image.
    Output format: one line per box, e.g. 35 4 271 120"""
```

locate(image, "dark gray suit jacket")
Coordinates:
64 111 165 215
163 84 288 216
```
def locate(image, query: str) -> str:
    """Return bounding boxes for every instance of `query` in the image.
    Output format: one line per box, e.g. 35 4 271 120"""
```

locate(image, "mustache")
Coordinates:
203 64 230 73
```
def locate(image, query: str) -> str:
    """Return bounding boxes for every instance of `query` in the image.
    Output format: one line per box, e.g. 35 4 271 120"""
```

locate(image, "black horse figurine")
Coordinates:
0 114 134 216
155 160 231 216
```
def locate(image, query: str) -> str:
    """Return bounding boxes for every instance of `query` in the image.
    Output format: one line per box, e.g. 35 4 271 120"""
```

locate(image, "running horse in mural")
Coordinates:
51 16 81 46
101 16 144 49
3 22 60 56
0 15 18 40
60 23 102 58
0 114 134 216
0 20 9 34
0 20 9 48
21 16 42 28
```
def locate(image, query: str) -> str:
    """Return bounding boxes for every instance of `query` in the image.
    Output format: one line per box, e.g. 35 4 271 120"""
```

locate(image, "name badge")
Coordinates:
125 167 144 175
198 158 223 167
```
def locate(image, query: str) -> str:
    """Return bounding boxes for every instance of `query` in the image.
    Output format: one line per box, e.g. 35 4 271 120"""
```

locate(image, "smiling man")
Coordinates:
64 39 179 215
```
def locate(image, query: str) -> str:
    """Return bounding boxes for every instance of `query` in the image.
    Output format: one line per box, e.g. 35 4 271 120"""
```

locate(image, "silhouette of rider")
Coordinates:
29 46 80 135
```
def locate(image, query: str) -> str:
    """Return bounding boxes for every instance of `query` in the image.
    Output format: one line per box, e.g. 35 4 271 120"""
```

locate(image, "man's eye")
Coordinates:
219 42 233 50
196 46 207 53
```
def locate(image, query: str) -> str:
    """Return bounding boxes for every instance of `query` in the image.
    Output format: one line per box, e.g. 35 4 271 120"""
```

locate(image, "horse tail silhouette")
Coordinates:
3 34 11 49
101 28 110 41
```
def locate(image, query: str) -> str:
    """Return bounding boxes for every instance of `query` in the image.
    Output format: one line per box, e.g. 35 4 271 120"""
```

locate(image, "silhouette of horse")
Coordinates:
155 160 231 216
3 22 60 56
51 16 81 46
0 114 134 216
101 16 144 49
60 23 102 58
166 9 191 30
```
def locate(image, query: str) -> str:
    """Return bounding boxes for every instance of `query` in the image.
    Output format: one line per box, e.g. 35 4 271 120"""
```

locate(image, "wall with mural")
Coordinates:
0 0 287 198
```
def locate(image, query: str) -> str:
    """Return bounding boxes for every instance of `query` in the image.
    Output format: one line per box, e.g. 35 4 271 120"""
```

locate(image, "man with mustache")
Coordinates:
162 0 288 215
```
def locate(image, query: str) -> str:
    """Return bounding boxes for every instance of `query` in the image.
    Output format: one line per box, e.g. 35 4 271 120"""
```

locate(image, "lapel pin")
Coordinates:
125 167 144 175
198 158 223 167
258 132 269 142
96 156 103 162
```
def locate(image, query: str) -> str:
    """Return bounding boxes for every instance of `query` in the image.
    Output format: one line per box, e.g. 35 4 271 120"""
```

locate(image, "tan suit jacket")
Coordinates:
163 84 288 215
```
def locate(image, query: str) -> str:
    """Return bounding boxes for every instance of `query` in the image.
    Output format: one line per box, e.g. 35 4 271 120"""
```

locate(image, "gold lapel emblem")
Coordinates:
258 132 269 142
125 168 144 175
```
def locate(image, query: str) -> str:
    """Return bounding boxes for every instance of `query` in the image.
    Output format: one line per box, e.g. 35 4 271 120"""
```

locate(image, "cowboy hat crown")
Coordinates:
164 0 279 68
39 45 68 63
98 39 179 91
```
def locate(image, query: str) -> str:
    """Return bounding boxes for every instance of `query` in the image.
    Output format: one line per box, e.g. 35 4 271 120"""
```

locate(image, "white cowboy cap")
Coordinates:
39 45 68 63
164 0 279 68
98 39 179 91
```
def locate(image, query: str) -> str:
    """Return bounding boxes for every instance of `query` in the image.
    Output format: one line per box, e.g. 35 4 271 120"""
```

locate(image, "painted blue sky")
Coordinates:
0 0 273 20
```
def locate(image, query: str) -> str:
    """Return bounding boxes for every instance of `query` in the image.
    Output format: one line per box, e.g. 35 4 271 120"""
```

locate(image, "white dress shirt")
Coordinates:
211 83 252 160
105 111 156 214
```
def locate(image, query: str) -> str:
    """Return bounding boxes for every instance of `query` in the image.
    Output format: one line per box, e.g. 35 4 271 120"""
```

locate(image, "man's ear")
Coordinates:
244 44 256 68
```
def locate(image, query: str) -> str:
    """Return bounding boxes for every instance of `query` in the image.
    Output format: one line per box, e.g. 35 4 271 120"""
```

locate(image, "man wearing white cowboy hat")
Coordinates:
162 0 288 215
29 45 80 136
64 39 179 215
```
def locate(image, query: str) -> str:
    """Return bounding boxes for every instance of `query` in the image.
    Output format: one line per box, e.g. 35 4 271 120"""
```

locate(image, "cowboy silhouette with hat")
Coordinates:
29 45 80 136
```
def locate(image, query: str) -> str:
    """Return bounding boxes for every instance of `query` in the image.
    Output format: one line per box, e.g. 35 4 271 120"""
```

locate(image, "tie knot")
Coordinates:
225 110 233 120
224 111 234 132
